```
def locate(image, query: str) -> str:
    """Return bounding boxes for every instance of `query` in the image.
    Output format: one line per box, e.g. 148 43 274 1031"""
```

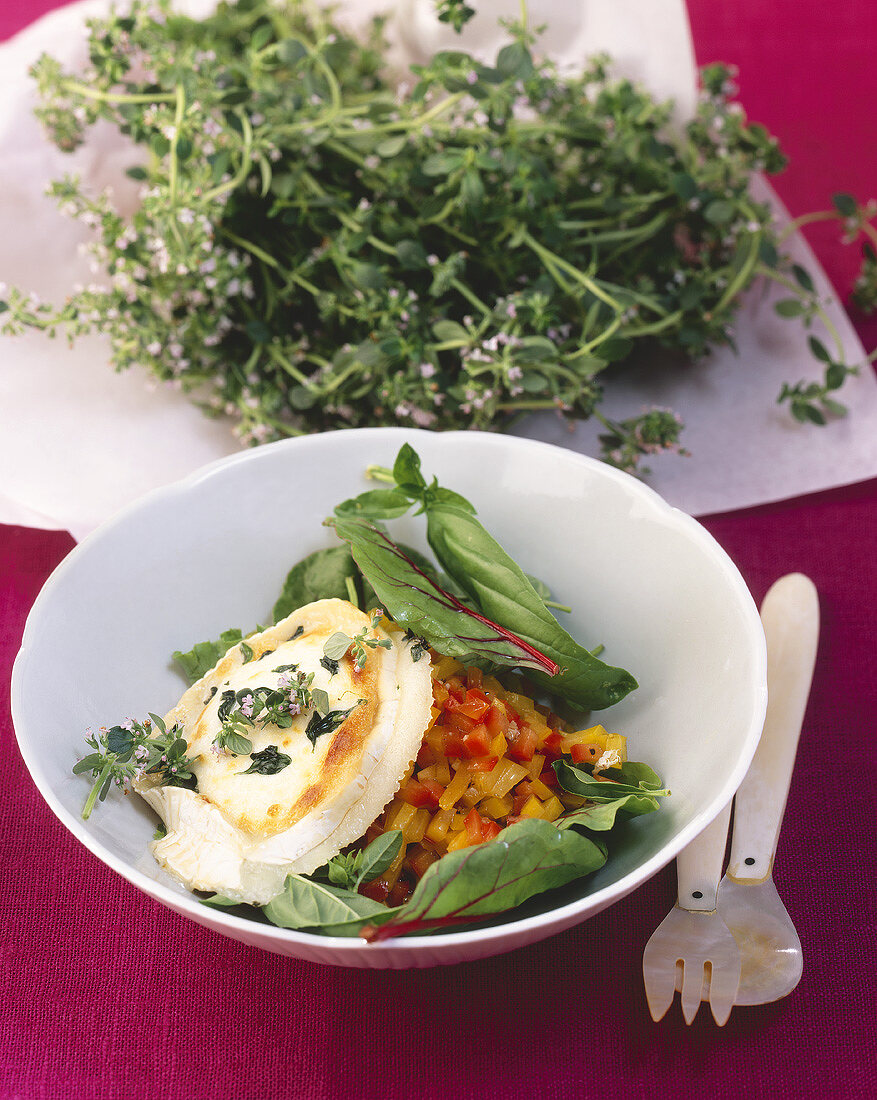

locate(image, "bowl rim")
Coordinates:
11 427 768 954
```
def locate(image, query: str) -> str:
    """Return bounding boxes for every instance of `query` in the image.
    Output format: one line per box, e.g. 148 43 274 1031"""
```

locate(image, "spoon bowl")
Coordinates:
718 875 803 1005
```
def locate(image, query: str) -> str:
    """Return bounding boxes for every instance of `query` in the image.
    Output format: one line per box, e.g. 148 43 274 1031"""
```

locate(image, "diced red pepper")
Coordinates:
400 778 443 808
511 785 531 816
539 766 559 789
467 755 498 773
571 742 600 764
416 741 437 767
360 878 390 903
387 879 412 907
445 709 476 735
506 722 537 762
461 724 492 758
543 731 565 756
481 821 502 842
485 701 509 740
406 845 437 880
464 808 485 842
446 688 492 721
441 728 468 758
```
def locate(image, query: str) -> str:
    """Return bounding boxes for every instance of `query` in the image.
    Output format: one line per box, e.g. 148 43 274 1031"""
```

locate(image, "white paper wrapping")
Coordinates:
1 0 875 540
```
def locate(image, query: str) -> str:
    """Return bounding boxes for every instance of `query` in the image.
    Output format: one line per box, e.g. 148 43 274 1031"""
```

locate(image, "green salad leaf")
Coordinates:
554 759 670 804
334 444 637 711
263 875 400 938
272 545 368 622
173 628 245 683
330 514 561 678
361 818 607 941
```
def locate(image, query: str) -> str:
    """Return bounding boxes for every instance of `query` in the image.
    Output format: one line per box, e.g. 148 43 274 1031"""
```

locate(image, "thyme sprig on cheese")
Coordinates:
323 608 394 671
212 663 362 762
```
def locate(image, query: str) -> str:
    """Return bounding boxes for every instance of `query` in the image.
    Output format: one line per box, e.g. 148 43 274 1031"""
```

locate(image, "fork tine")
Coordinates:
642 945 679 1022
679 960 705 1024
707 960 740 1026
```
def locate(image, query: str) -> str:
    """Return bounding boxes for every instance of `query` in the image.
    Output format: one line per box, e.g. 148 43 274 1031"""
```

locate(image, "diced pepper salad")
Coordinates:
358 653 628 907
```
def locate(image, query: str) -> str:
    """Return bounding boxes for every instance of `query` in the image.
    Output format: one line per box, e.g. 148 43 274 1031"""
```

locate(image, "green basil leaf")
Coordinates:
334 488 413 520
392 441 427 493
263 875 399 937
355 829 404 884
364 818 606 941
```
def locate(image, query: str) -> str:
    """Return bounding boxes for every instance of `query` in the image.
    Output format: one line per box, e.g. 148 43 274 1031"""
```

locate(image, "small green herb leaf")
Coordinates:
241 745 291 775
214 728 254 756
305 705 358 748
323 631 353 661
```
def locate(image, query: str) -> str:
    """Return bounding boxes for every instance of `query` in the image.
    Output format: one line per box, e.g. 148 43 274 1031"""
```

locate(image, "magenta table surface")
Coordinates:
2 3 876 1098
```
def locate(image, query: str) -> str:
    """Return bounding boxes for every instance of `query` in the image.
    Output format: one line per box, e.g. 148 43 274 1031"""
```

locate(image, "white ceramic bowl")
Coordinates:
12 429 767 967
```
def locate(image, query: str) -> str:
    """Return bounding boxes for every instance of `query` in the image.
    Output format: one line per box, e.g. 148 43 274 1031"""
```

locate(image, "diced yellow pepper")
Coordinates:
439 764 470 810
461 784 480 808
433 655 464 680
426 807 454 843
488 731 508 758
541 796 565 822
489 758 528 799
528 776 555 801
386 800 418 834
447 828 471 852
525 753 545 780
520 795 544 819
480 794 513 819
503 690 536 717
406 807 431 843
471 765 501 797
561 724 628 762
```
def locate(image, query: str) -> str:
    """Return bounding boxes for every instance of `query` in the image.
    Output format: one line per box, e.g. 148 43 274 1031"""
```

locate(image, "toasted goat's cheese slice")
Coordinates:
136 599 433 904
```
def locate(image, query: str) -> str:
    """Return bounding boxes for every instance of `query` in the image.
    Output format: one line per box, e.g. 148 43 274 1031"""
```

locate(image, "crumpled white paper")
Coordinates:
1 0 875 539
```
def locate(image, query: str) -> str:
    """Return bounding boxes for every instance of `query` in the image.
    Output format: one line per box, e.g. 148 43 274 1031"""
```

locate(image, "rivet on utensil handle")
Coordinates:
677 800 733 911
726 573 819 883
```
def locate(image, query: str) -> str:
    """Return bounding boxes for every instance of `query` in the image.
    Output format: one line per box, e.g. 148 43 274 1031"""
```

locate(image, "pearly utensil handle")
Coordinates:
727 573 819 882
677 800 733 911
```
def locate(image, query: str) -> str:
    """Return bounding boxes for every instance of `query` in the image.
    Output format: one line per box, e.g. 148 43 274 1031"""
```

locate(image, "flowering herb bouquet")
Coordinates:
1 0 875 471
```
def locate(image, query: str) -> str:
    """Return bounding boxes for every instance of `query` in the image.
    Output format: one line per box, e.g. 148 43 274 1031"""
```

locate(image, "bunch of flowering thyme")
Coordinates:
1 0 875 472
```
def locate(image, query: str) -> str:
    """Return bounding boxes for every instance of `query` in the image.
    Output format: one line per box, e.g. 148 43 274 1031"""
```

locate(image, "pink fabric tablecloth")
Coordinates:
2 3 875 1098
